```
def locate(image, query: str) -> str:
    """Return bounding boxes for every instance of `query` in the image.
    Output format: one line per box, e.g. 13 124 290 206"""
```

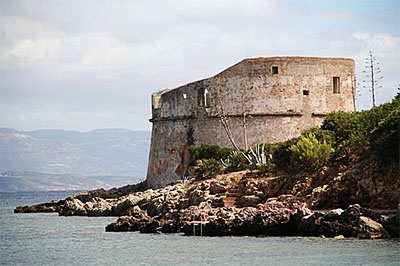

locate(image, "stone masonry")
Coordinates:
146 56 356 188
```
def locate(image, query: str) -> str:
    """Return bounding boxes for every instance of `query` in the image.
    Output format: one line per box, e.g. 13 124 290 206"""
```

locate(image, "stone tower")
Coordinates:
146 56 355 188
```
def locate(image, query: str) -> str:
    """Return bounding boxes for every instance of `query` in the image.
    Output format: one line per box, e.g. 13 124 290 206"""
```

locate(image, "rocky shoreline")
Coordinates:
15 162 400 239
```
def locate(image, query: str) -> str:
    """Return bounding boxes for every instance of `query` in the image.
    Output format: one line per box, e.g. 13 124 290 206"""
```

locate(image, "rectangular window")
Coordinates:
333 77 340 93
198 88 209 107
272 66 279 74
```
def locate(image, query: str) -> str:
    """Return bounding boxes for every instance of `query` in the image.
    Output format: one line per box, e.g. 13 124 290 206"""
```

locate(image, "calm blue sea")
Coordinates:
1 191 399 266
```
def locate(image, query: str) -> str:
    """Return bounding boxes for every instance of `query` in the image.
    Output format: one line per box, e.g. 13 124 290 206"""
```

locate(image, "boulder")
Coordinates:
59 198 87 216
84 197 115 216
113 194 141 216
338 204 361 236
298 204 362 238
325 208 344 220
105 206 155 232
188 187 208 206
297 204 397 238
298 212 328 237
209 181 227 194
358 216 391 239
158 210 181 233
180 197 312 237
237 195 260 207
334 235 345 239
14 200 63 213
398 202 400 220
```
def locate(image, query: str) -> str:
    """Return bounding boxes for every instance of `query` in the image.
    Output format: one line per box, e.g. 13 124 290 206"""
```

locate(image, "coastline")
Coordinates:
14 167 399 239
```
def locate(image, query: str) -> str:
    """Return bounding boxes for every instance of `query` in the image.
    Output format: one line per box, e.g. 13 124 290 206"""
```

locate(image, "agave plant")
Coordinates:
179 175 191 193
242 144 273 170
220 150 248 173
220 150 239 168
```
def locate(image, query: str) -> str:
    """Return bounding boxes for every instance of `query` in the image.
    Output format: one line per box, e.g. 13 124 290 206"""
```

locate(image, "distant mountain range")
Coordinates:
0 128 151 191
0 171 144 192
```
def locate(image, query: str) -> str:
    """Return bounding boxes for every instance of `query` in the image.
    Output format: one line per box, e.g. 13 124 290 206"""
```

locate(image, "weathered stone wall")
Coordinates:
147 57 355 188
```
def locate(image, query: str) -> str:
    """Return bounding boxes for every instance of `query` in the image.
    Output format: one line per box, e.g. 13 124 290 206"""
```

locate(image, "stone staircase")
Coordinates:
223 186 241 207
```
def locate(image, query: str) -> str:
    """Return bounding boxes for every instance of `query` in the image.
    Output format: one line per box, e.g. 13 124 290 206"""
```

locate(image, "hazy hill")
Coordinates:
0 171 142 192
0 128 150 191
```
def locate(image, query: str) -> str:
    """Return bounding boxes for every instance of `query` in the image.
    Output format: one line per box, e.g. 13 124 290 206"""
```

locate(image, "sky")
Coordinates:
0 0 399 132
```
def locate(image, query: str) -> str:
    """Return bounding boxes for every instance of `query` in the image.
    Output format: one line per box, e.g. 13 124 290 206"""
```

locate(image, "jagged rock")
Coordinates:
358 216 391 239
158 210 181 233
297 204 396 238
209 181 227 194
84 197 115 216
59 198 87 216
13 153 399 239
325 208 344 220
339 204 361 236
306 185 331 209
72 189 108 203
298 212 328 237
113 194 142 216
305 164 400 210
14 200 64 213
383 203 400 237
188 187 208 206
241 175 296 204
237 195 260 207
105 216 138 232
380 215 399 238
105 207 155 232
139 220 160 233
58 196 117 216
298 205 363 237
398 203 400 219
180 197 312 236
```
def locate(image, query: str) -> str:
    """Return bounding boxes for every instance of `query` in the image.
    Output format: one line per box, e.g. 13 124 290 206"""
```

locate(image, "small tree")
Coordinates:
362 51 383 108
212 88 241 152
289 133 333 172
194 159 224 180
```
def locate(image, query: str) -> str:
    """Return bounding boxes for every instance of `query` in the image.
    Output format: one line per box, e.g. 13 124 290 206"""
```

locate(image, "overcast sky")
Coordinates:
1 0 399 132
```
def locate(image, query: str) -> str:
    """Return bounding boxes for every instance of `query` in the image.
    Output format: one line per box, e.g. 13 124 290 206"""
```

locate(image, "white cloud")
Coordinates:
167 0 275 16
0 0 399 131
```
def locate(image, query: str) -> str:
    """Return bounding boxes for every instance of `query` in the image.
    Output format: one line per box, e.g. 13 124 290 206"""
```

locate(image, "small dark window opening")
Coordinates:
303 90 310 96
333 77 340 93
272 66 279 74
197 88 209 107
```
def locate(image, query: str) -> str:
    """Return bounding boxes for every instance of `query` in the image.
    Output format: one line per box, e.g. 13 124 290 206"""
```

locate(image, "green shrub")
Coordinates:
322 94 399 162
189 144 233 166
321 111 364 148
194 158 224 180
220 151 247 173
302 127 335 145
188 95 399 175
289 133 333 172
256 159 276 175
370 98 400 163
264 139 297 171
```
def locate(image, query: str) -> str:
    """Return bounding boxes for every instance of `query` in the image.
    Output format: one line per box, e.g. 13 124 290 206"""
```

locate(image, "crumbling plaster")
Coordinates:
147 57 355 188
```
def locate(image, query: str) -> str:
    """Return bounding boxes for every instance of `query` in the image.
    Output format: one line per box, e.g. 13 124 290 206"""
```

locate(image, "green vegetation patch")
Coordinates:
188 95 399 177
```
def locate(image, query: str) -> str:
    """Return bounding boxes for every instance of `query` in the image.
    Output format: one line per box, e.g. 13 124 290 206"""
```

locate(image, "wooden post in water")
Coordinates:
192 214 196 236
200 215 203 236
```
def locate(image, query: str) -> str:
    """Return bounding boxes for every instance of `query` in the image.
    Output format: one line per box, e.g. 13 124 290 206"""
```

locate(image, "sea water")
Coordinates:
1 191 399 266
